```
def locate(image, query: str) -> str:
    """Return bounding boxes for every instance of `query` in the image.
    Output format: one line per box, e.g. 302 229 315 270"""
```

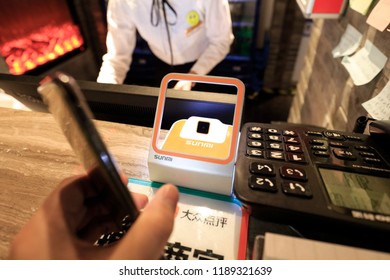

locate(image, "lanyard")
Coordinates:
150 0 177 66
151 0 177 27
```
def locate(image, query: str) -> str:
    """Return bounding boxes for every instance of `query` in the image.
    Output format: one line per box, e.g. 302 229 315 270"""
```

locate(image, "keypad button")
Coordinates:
267 142 284 150
363 157 382 164
355 145 373 151
345 135 363 141
282 182 312 198
247 148 264 158
286 144 303 153
283 130 298 137
306 131 323 137
249 176 277 192
313 151 330 157
249 126 262 132
310 139 327 145
247 140 263 148
249 162 275 176
312 145 328 151
332 148 357 160
323 131 345 140
266 128 282 134
359 151 376 157
248 132 263 140
284 136 300 144
266 135 282 142
266 151 285 161
329 141 348 148
286 153 307 163
280 166 307 181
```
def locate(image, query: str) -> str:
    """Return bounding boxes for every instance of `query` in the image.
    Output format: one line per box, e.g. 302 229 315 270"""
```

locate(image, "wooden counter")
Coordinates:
0 107 152 259
3 108 388 260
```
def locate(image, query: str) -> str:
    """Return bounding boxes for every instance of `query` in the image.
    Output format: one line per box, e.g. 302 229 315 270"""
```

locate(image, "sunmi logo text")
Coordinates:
186 140 214 148
154 155 173 162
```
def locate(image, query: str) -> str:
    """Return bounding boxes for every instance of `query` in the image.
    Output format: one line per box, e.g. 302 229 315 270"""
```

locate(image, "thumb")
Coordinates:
111 184 179 259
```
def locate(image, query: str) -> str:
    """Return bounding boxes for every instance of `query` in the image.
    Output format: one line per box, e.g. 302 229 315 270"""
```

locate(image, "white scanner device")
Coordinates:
148 73 245 195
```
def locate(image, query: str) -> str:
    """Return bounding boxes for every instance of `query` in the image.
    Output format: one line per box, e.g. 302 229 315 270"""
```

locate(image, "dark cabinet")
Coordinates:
214 0 262 92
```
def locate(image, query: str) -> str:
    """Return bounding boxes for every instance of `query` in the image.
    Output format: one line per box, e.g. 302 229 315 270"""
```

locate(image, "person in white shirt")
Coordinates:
97 0 234 90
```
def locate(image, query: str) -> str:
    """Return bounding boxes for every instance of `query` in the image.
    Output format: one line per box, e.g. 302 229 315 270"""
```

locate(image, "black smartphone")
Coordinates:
37 72 139 231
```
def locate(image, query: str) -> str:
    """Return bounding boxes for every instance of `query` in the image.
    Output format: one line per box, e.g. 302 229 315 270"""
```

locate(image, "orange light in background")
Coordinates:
54 44 65 56
0 23 84 75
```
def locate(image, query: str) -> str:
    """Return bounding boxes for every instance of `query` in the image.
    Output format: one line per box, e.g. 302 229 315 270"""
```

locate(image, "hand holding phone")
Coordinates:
37 72 139 237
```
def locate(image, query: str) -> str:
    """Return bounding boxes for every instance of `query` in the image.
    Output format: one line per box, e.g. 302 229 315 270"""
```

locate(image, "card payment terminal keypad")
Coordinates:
233 122 390 229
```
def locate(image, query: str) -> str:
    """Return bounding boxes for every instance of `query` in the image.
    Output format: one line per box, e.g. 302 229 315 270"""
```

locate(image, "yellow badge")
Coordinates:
186 10 200 27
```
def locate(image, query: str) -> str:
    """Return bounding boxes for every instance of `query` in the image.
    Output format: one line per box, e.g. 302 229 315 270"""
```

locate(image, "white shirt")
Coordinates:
97 0 234 84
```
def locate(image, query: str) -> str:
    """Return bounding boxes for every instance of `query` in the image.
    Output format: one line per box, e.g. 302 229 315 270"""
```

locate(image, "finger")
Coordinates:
173 81 182 89
131 192 149 210
182 83 192 91
120 173 128 186
174 80 192 90
111 184 179 259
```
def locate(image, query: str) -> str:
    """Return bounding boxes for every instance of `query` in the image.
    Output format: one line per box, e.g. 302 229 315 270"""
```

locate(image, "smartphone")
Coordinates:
37 72 139 230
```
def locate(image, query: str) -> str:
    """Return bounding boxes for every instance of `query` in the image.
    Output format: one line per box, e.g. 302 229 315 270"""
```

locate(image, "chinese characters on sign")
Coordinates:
180 209 228 228
164 242 224 260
